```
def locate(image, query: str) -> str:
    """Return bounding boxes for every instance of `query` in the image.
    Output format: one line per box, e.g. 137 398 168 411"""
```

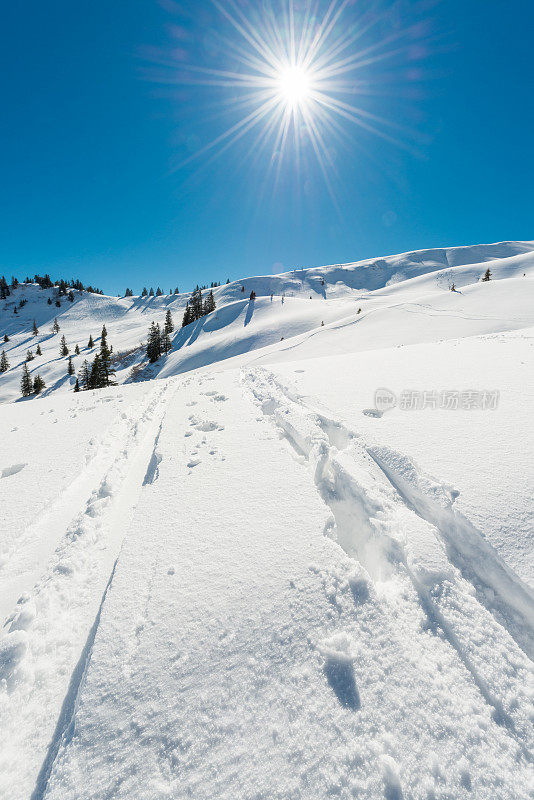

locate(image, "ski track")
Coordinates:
0 379 177 800
242 367 534 762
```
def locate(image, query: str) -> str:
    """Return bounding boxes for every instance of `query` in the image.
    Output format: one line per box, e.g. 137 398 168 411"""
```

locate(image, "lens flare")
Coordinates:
151 0 427 198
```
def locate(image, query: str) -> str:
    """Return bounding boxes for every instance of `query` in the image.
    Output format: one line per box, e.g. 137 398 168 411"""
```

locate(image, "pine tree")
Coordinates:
74 378 80 392
32 319 39 336
182 304 193 327
149 287 155 296
26 350 34 362
482 268 491 282
88 334 94 348
191 286 203 320
79 360 90 390
20 364 32 396
67 356 74 375
146 321 162 363
67 290 74 302
52 318 60 333
205 290 216 313
164 309 174 334
60 335 69 356
0 351 9 372
3 334 8 342
99 324 115 386
74 344 80 355
36 344 42 356
174 286 179 294
89 354 104 389
142 287 148 297
156 287 163 296
47 297 52 305
33 374 45 394
162 330 172 355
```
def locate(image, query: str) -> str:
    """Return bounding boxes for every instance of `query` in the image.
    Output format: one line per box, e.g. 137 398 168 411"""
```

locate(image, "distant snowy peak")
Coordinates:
263 239 534 296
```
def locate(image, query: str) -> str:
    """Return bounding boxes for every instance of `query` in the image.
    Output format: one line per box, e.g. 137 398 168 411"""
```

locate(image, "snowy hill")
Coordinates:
1 239 533 403
1 240 534 799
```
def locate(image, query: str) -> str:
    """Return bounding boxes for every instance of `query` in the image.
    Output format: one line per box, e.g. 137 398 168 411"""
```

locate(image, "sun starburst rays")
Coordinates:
155 0 424 197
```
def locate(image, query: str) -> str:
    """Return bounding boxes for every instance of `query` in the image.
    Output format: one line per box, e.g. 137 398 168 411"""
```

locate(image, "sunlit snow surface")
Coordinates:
1 241 534 799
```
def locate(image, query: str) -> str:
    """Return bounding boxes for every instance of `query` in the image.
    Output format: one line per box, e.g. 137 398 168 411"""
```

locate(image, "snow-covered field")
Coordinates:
1 241 533 798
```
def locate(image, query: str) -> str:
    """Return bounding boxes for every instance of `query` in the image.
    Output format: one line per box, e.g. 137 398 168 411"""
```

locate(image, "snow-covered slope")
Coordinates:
1 240 533 403
1 240 534 799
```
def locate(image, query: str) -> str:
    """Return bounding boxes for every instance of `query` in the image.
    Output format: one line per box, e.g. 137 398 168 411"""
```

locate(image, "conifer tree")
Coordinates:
68 290 74 302
89 353 104 389
33 374 45 394
164 309 174 334
99 324 115 386
156 287 163 296
47 297 52 305
32 320 39 336
52 318 60 333
182 304 193 327
36 344 42 356
174 286 179 294
26 350 34 362
74 378 80 392
482 268 491 282
60 335 69 356
146 321 162 363
3 334 8 342
149 287 155 296
142 287 148 296
67 356 74 375
20 364 32 396
0 351 9 372
88 334 94 348
162 330 172 355
79 360 90 390
191 286 203 319
75 344 80 355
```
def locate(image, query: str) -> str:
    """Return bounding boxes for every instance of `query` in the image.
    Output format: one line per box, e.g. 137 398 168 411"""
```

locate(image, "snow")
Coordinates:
1 240 533 798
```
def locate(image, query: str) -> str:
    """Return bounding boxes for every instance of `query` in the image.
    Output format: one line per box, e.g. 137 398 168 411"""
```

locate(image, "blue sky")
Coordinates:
1 0 532 295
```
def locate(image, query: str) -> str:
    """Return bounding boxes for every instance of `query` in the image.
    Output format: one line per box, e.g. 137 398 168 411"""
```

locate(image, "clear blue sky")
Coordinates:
1 0 532 295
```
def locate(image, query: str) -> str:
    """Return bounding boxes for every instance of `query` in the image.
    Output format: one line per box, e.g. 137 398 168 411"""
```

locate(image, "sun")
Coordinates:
275 64 313 109
161 0 424 195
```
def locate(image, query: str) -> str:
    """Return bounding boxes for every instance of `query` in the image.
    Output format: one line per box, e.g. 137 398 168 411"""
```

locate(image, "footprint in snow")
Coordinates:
187 458 201 468
1 463 27 479
362 408 383 418
193 420 224 432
